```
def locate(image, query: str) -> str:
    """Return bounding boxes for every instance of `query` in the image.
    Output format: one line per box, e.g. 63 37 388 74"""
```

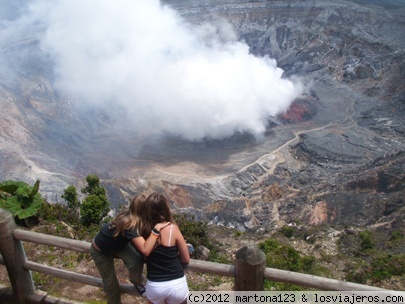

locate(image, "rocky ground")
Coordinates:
0 223 404 303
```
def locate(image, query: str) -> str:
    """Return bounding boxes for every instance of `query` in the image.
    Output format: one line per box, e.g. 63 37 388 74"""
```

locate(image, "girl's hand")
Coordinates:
155 222 171 231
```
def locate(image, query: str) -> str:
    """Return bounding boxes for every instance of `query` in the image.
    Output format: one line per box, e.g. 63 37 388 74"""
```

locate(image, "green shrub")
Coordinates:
280 225 296 238
234 231 243 237
209 250 232 264
370 254 405 281
39 201 79 226
258 238 319 290
346 253 405 283
301 255 316 272
80 194 110 227
359 230 375 251
79 175 110 227
61 185 80 211
258 238 279 253
174 213 212 249
268 245 302 272
389 230 404 241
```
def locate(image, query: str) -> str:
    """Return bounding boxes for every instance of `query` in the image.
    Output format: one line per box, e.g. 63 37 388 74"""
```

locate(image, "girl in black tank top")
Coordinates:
140 193 191 304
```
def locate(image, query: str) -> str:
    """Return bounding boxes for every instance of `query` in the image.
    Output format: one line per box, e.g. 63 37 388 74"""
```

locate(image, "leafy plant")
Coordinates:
174 213 212 249
234 231 243 237
268 245 302 272
359 230 375 251
39 200 80 226
59 175 110 227
258 237 320 290
258 238 279 253
81 174 106 196
389 230 404 241
61 185 80 210
80 193 110 227
0 179 43 220
208 250 232 264
280 225 296 238
346 253 405 284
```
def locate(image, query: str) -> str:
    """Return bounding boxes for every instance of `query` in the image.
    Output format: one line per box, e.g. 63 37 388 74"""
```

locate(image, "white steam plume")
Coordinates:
10 0 304 141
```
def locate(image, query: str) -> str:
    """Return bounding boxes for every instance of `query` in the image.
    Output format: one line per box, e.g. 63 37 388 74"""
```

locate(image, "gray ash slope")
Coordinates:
142 0 405 233
0 1 404 234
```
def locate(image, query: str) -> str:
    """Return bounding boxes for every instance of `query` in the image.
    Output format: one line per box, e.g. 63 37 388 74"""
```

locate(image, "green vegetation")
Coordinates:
343 229 405 284
259 239 307 272
390 230 404 241
174 213 231 263
38 200 80 227
280 225 296 238
258 238 323 290
0 179 43 221
79 175 110 227
387 230 404 249
0 175 111 229
61 185 80 211
234 231 243 237
1 175 404 296
25 192 104 294
359 230 375 251
346 253 405 284
175 213 212 249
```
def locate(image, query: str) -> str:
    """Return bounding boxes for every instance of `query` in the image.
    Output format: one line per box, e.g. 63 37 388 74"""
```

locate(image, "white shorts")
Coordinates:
145 276 189 304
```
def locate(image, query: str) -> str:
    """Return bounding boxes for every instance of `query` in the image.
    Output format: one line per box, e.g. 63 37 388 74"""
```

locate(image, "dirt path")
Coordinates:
238 122 335 174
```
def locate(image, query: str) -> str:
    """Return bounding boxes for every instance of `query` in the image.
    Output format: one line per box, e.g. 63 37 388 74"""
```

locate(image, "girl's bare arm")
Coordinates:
175 226 191 264
131 222 170 256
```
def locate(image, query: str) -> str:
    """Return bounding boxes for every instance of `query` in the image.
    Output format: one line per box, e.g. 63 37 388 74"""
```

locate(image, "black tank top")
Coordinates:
146 225 185 282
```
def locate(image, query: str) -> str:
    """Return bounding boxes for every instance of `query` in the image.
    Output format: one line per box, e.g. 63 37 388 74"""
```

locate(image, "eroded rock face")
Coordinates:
0 1 404 234
157 0 405 232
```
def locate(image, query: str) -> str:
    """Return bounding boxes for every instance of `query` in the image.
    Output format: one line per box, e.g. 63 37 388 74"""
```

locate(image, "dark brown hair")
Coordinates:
138 192 175 238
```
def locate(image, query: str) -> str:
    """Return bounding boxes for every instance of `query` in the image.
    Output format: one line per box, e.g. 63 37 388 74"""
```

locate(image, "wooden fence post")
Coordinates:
235 243 266 291
0 209 35 303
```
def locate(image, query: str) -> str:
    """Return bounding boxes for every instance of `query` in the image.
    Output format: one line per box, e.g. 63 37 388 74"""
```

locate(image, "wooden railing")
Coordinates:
0 209 389 304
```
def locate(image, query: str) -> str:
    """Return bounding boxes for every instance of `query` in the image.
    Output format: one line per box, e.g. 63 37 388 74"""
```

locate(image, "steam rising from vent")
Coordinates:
2 0 304 141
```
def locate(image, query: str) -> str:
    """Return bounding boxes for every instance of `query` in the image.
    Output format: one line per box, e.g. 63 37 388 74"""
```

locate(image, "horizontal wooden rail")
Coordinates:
13 229 90 253
188 259 235 277
13 228 235 278
12 228 389 292
12 229 139 295
264 268 386 291
23 260 138 296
